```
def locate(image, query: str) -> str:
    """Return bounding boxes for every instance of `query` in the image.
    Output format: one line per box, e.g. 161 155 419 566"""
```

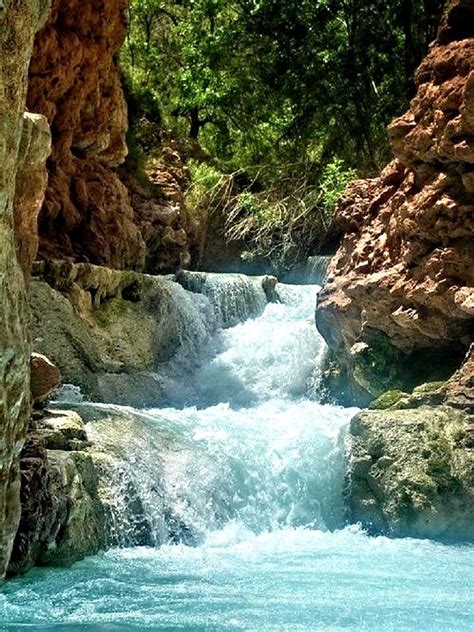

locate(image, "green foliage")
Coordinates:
319 158 357 220
122 0 445 269
122 0 444 173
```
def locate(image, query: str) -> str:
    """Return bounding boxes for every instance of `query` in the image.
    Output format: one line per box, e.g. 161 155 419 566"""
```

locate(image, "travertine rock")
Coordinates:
27 0 146 269
345 404 474 540
346 343 474 540
0 0 51 581
122 145 194 273
8 410 105 575
316 0 474 401
27 2 194 273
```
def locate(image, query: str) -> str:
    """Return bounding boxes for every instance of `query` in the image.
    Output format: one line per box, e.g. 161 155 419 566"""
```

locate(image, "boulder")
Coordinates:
345 346 474 540
30 353 61 406
8 410 105 575
345 405 474 541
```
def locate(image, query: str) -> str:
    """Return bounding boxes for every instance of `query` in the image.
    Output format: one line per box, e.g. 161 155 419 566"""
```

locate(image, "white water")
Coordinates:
2 277 474 630
78 283 355 546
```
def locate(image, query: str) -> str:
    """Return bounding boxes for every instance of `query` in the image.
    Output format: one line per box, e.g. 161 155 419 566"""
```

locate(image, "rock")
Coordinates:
38 409 89 451
29 262 200 404
8 410 105 575
27 0 147 270
29 262 179 404
26 2 194 274
121 144 194 273
345 405 474 541
13 112 51 279
347 345 474 540
30 353 61 406
0 0 51 581
316 0 474 402
366 345 474 415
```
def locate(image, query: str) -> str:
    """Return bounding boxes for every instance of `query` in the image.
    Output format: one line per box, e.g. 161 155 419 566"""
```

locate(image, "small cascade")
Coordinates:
306 255 332 284
66 280 357 548
283 255 332 285
175 270 268 327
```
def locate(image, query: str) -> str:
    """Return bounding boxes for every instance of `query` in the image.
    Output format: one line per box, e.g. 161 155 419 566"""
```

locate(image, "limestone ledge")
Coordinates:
30 261 275 406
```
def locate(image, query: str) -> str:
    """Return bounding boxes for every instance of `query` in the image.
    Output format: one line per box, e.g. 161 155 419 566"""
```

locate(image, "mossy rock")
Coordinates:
345 405 474 540
412 381 446 395
369 390 408 410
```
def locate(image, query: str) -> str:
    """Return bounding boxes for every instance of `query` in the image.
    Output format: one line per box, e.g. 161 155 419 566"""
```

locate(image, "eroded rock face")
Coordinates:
27 2 194 273
0 0 51 580
13 112 51 278
121 145 194 272
27 0 146 269
8 410 105 575
316 0 474 401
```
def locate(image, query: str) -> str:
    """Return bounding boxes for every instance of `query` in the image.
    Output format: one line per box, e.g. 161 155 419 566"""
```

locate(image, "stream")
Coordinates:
1 278 473 630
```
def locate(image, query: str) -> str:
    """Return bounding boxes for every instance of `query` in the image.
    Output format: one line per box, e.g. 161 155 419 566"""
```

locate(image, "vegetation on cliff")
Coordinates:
121 0 445 270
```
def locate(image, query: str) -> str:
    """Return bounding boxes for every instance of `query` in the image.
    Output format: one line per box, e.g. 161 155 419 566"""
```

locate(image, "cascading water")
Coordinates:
282 254 332 285
1 275 474 631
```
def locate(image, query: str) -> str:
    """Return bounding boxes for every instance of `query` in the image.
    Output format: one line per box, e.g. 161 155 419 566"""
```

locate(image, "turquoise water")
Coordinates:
2 527 474 631
1 280 473 630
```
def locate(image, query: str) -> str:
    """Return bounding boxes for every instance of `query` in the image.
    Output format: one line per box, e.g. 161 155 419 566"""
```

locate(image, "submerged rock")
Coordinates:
316 0 474 402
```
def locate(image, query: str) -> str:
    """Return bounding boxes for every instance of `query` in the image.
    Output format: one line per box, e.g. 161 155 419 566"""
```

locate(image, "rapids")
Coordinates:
1 276 473 630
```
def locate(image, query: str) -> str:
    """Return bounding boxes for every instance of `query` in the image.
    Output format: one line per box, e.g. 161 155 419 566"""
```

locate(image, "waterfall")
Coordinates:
58 277 357 548
175 270 269 327
282 255 332 285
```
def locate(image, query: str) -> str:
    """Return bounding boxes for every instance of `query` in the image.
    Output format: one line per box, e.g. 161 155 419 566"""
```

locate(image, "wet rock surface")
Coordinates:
29 261 272 406
316 0 474 401
0 0 51 581
8 410 105 575
346 345 474 540
346 405 474 541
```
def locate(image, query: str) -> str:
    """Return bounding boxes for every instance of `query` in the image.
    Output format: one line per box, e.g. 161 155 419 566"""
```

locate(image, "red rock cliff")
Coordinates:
27 0 192 272
316 0 474 401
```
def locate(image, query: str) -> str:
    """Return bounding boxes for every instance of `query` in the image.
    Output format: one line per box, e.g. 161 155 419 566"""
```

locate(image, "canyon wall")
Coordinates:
0 0 51 580
27 0 192 273
316 0 474 402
